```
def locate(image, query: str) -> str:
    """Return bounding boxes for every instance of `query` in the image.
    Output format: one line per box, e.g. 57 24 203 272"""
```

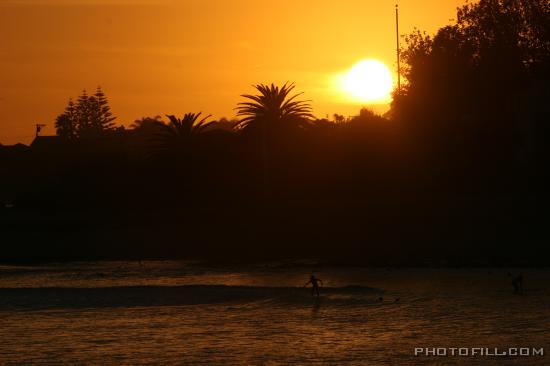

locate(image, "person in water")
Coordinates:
304 274 323 297
512 274 523 294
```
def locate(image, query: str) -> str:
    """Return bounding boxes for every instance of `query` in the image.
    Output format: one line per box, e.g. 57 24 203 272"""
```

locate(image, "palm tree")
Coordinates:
235 83 314 130
235 83 313 197
151 112 213 156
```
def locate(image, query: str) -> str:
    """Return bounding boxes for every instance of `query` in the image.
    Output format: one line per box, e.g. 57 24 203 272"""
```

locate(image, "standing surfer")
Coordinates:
512 274 523 294
304 274 323 297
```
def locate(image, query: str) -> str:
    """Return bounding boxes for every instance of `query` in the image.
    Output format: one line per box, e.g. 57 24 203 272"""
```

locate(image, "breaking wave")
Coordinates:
0 285 384 310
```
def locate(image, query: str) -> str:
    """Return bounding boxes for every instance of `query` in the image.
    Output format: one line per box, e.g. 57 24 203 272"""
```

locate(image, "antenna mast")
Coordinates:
396 4 401 93
35 124 46 137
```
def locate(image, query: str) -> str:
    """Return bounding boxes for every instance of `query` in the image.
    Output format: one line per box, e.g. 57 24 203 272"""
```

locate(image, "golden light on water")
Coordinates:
339 59 394 103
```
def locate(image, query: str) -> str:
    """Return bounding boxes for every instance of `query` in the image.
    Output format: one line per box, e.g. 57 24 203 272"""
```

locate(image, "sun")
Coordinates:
341 59 393 103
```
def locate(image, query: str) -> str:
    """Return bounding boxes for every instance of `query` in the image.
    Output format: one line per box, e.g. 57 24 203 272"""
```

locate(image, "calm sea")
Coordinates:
1 261 548 365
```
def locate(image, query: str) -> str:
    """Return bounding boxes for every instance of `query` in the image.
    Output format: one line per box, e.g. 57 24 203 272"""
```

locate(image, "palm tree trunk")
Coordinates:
262 118 270 199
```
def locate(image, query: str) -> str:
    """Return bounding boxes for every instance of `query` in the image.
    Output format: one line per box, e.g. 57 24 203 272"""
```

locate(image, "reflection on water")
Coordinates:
0 262 548 365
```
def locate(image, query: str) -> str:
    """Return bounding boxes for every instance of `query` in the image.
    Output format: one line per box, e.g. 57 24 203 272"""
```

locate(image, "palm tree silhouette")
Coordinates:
151 112 213 156
235 83 313 130
235 83 313 197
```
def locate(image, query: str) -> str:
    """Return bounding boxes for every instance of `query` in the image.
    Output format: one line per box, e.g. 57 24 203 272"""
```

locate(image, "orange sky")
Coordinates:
0 0 466 144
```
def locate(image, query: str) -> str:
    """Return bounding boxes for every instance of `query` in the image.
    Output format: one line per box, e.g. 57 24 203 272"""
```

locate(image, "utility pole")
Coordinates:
396 4 401 93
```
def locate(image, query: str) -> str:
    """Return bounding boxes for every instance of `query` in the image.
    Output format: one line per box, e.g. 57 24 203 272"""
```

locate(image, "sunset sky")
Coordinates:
1 0 465 144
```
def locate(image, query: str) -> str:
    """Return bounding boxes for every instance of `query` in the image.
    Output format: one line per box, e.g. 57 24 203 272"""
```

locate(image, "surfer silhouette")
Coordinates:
512 274 523 294
304 274 323 297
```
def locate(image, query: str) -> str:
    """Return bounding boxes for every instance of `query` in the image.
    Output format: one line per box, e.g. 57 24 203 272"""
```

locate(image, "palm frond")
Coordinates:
234 82 313 130
147 112 213 156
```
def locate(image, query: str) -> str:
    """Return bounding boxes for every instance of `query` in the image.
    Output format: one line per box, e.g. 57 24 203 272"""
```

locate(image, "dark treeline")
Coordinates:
1 0 549 265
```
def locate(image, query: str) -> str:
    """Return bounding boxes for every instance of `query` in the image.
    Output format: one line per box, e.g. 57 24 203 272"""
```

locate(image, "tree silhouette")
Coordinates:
333 114 346 124
391 0 549 180
55 98 79 140
235 83 313 197
394 0 549 123
130 116 164 130
90 87 117 133
150 113 213 156
235 83 313 131
54 87 117 140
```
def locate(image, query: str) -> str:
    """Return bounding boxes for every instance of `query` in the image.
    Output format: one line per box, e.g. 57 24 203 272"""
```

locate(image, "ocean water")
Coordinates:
0 261 548 365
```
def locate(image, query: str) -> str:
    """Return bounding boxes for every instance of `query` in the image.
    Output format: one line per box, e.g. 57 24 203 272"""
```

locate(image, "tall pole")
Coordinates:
396 4 401 93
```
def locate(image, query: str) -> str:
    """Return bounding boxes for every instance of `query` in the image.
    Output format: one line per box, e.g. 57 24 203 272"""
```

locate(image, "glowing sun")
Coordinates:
342 59 393 102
